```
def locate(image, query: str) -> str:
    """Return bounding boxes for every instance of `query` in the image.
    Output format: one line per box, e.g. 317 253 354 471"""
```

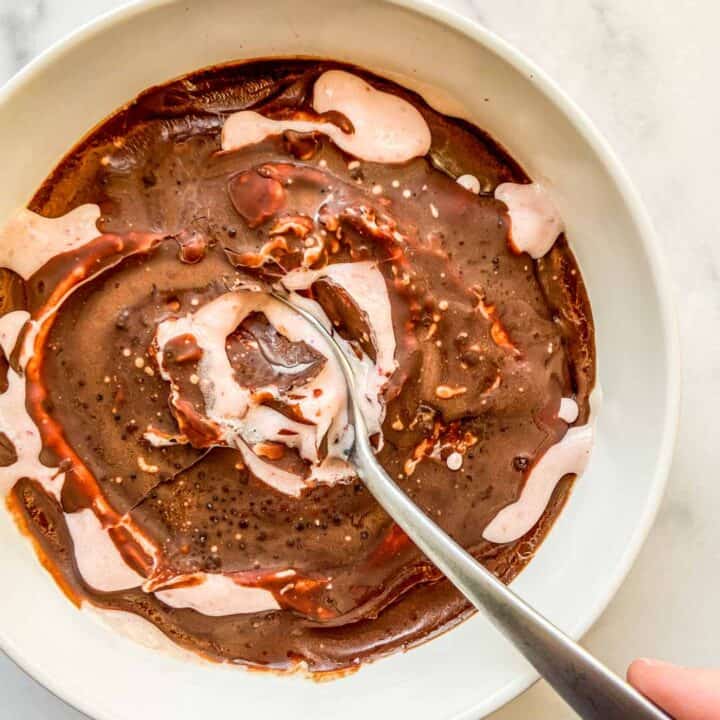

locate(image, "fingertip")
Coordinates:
627 659 720 720
627 657 672 685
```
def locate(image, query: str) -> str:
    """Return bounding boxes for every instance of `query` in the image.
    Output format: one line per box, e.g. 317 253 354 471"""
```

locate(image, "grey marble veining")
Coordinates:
1 1 720 718
0 1 44 72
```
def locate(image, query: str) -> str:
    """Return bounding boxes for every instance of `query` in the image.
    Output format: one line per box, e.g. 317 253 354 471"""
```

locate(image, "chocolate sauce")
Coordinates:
1 59 595 673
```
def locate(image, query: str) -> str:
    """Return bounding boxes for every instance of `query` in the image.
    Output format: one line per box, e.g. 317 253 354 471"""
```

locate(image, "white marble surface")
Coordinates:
0 0 718 717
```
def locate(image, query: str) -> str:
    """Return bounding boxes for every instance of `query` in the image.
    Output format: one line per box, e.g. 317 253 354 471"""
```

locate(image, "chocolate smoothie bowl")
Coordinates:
0 59 596 674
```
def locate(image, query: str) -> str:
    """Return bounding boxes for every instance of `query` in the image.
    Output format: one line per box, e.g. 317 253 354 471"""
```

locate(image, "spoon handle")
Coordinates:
352 438 671 720
269 289 670 719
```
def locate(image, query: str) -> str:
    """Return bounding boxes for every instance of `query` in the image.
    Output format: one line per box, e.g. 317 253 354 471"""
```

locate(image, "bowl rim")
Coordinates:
0 1 681 718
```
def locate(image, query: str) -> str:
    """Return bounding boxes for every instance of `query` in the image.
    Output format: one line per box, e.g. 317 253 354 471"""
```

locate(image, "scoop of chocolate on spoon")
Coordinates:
270 289 670 720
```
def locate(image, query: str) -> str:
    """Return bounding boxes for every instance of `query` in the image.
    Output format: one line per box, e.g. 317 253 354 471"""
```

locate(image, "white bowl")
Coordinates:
0 1 680 718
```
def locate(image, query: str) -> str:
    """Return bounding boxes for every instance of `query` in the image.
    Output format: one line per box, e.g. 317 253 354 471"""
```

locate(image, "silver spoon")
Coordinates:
270 290 671 720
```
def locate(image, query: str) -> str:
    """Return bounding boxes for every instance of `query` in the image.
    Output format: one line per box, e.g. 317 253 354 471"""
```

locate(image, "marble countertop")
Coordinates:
1 0 718 718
